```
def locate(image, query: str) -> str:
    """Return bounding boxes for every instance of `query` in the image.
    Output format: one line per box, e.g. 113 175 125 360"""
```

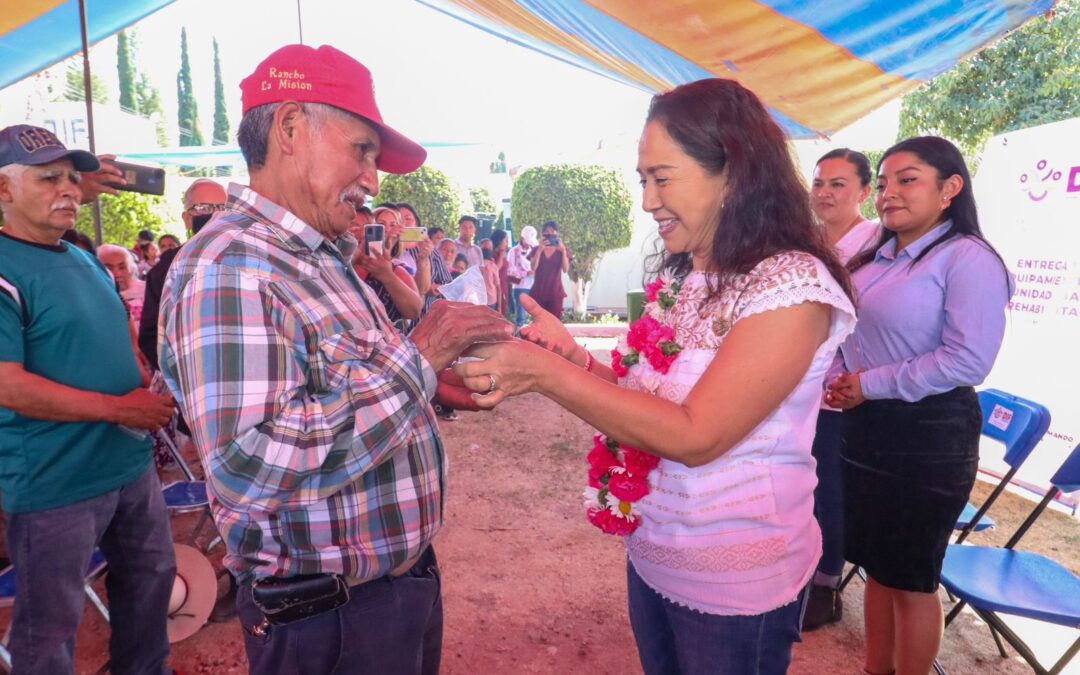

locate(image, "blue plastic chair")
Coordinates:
953 389 1051 542
840 389 1051 593
0 550 110 671
938 442 1080 675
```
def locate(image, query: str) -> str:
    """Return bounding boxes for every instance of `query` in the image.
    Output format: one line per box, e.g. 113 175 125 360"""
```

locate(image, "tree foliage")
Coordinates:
511 164 633 286
60 60 109 104
376 166 462 233
117 31 138 115
176 27 205 147
899 2 1079 158
75 191 180 248
212 38 230 146
469 187 496 214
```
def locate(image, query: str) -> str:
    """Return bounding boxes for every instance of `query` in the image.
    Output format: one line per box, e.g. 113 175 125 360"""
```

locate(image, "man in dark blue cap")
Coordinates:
0 124 178 674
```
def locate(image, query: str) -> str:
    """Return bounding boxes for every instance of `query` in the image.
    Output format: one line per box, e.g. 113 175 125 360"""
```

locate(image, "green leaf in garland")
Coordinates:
660 341 682 357
622 352 640 367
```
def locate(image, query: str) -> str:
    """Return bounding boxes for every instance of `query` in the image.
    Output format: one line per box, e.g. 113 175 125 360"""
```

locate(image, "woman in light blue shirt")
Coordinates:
827 136 1012 675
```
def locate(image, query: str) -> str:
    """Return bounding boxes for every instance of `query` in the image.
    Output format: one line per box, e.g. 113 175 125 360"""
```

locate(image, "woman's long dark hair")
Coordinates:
644 78 852 302
848 137 1008 287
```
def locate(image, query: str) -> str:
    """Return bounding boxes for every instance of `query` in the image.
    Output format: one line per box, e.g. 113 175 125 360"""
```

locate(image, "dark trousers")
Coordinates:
627 562 807 675
7 465 176 675
810 410 847 580
238 546 443 675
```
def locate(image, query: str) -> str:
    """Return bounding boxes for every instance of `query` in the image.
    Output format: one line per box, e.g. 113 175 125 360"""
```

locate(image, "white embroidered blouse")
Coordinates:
623 251 856 616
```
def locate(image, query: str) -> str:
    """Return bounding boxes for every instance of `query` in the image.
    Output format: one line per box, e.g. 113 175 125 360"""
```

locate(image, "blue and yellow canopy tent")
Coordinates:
0 0 1059 237
416 0 1056 138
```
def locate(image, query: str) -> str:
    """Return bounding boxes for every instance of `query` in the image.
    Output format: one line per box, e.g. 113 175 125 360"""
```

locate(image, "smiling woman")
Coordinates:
453 78 858 675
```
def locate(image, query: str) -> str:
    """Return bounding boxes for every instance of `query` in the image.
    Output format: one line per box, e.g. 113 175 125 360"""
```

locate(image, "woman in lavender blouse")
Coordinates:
827 136 1013 675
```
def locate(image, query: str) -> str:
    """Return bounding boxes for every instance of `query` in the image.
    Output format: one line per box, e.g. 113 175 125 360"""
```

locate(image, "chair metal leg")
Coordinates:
944 599 967 626
155 429 198 481
84 584 110 623
932 658 946 675
988 622 1009 659
1049 635 1080 675
838 564 864 592
970 606 1051 675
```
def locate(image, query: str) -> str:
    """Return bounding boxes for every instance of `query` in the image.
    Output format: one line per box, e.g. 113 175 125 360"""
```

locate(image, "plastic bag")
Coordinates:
436 266 489 305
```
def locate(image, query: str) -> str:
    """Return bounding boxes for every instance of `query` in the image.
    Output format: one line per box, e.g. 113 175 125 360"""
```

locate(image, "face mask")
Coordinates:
191 214 213 234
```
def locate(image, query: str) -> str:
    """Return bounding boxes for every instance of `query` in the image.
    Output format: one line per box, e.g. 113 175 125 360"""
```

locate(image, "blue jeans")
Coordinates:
238 546 443 675
811 410 847 580
512 288 531 327
7 464 176 675
627 561 807 675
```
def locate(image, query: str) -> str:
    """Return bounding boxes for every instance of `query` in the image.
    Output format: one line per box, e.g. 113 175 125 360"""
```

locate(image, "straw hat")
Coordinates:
167 544 217 643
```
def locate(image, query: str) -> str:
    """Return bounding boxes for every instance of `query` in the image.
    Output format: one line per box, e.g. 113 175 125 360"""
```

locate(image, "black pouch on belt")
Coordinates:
251 574 350 625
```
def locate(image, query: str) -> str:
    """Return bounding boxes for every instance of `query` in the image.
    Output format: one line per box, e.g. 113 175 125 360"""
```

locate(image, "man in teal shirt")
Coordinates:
0 125 177 674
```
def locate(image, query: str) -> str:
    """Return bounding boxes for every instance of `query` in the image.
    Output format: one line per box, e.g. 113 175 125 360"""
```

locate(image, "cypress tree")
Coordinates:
117 31 139 115
212 38 229 146
176 27 205 147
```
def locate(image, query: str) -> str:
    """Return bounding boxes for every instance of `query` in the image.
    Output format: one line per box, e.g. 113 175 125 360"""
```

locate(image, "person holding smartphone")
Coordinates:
350 216 424 324
527 220 571 319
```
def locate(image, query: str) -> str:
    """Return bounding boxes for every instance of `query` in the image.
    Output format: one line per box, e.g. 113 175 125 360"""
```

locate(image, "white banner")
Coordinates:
976 117 1080 504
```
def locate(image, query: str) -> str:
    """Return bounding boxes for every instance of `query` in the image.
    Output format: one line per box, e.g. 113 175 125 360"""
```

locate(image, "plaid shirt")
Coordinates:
159 184 444 582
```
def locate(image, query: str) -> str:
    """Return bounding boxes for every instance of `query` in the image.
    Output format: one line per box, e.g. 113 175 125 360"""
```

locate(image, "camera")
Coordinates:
546 235 560 247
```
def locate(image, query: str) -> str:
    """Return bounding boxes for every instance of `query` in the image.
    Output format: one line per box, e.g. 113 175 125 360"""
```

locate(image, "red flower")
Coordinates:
608 472 650 502
623 448 661 475
610 348 629 378
627 316 660 352
588 466 605 489
587 443 618 473
587 506 640 536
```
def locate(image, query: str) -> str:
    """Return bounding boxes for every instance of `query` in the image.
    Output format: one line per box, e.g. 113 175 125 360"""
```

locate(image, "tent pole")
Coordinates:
296 0 304 44
78 0 103 245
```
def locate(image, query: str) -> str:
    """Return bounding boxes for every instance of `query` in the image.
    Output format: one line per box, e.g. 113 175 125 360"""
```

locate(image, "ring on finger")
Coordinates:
486 374 497 394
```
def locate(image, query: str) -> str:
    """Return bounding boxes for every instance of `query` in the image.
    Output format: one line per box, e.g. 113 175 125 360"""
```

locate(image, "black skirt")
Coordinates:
842 387 981 593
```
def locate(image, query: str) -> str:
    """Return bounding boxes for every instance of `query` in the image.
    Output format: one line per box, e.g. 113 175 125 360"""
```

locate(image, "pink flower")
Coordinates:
623 448 661 475
608 472 650 502
644 277 664 303
588 466 605 489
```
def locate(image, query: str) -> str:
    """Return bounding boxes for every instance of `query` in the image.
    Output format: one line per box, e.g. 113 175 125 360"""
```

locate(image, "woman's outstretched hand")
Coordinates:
454 339 548 408
517 294 584 366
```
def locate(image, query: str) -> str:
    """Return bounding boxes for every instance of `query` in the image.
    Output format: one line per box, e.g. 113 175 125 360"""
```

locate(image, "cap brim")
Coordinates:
19 147 100 172
371 122 426 175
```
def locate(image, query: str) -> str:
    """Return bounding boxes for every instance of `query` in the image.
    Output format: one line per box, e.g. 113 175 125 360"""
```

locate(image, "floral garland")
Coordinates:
584 271 684 536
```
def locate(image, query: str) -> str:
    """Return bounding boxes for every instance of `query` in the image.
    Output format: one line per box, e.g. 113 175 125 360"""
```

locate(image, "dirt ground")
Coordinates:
8 365 1078 674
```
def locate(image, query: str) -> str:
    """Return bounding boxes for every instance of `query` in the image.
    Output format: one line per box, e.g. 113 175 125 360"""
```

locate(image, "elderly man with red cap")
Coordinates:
158 45 511 674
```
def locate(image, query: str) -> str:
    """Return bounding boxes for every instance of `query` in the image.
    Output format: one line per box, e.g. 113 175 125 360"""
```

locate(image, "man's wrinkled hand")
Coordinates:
109 388 174 431
410 302 513 372
79 154 126 203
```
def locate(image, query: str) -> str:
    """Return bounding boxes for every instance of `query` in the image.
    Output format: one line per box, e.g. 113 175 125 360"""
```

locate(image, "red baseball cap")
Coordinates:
240 44 426 174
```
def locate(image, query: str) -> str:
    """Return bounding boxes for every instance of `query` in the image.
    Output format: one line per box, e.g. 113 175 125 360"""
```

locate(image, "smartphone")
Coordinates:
400 226 427 243
110 160 166 196
365 224 385 256
546 236 560 247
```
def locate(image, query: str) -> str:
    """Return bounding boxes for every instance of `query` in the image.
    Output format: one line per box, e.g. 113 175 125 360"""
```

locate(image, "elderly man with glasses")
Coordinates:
138 179 226 369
